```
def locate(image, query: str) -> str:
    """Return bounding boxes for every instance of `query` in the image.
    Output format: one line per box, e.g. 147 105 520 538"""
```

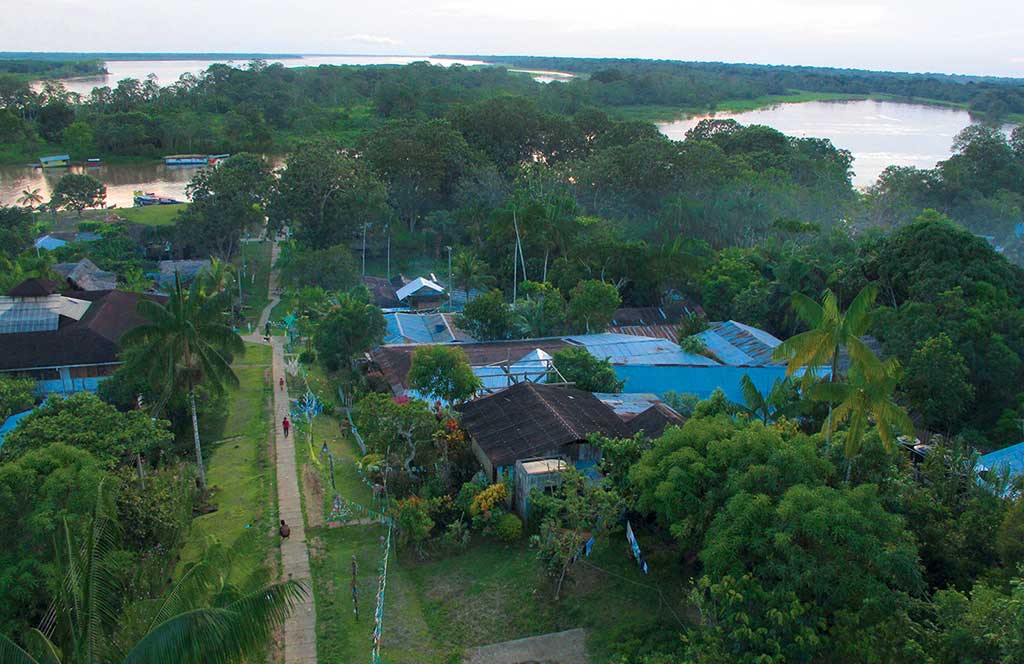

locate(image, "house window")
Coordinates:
69 365 116 379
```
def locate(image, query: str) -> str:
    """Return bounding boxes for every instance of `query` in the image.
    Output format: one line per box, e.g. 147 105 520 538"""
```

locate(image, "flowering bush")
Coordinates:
470 483 508 517
390 496 434 552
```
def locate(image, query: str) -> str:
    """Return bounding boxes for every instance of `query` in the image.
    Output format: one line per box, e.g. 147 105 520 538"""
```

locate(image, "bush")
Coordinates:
455 480 485 514
298 350 317 364
470 483 508 516
496 512 523 542
441 520 471 552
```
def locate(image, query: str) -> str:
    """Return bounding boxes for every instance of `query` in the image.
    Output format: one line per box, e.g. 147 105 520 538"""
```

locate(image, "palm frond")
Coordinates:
844 283 879 336
0 633 42 664
789 291 823 327
123 581 305 664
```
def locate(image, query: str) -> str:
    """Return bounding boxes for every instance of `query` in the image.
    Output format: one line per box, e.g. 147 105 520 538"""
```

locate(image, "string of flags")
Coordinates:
371 525 393 664
327 493 393 526
626 521 649 575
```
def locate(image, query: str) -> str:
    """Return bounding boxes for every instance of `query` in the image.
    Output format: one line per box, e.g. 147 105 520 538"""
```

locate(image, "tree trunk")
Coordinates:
190 386 207 490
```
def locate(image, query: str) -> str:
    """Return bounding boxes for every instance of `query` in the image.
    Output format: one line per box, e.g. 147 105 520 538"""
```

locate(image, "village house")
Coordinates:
52 258 117 291
0 278 159 395
456 381 632 484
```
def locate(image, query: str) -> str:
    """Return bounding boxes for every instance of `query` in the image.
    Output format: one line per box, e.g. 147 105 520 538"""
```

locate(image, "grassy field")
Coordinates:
177 342 278 585
115 203 187 226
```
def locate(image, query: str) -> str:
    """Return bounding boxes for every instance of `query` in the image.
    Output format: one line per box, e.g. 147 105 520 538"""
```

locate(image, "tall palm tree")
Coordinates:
121 274 243 490
810 358 913 467
773 283 881 450
451 249 494 303
0 486 304 664
16 188 44 208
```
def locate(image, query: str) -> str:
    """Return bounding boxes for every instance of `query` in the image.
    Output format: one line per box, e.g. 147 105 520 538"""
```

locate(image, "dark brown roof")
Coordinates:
370 338 571 394
456 382 630 467
626 402 686 438
8 278 60 297
361 276 400 308
0 290 162 371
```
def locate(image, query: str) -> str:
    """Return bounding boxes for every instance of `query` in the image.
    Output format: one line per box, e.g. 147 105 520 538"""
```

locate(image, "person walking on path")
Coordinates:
282 416 290 437
279 376 285 391
279 519 291 538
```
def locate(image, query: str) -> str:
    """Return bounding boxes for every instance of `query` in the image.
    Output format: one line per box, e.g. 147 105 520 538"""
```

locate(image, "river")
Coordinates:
656 99 1014 187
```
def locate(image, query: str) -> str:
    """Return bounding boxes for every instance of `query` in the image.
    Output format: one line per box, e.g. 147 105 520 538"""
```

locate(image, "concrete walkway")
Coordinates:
246 239 318 664
463 628 589 664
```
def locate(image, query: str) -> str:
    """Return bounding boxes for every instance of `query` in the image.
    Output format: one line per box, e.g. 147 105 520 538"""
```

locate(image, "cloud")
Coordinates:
341 34 403 46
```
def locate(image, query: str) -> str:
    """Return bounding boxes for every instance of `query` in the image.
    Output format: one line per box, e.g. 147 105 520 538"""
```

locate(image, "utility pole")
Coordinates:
386 225 391 281
362 223 367 276
446 245 452 308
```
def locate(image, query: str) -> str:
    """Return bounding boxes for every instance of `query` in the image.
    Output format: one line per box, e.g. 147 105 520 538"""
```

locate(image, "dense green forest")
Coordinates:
463 55 1024 120
0 57 103 82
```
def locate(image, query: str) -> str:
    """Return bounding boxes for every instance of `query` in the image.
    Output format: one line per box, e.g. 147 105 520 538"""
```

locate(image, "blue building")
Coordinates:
977 443 1024 497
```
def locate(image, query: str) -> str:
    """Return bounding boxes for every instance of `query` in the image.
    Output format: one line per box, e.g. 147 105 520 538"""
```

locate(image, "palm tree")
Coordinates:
451 249 494 303
198 258 236 297
773 284 882 450
121 274 244 490
16 188 43 208
0 486 304 664
810 359 913 474
738 375 797 425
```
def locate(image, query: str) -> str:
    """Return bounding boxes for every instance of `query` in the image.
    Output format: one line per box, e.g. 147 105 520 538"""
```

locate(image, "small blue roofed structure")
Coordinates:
977 442 1024 496
39 154 70 168
0 408 33 447
35 234 68 251
1015 222 1024 238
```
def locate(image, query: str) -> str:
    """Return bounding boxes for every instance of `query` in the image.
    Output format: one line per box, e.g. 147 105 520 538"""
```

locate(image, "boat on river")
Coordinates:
133 191 185 207
163 153 231 166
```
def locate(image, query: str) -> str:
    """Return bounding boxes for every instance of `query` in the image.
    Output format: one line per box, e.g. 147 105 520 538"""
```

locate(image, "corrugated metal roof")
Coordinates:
696 320 784 367
565 333 718 366
978 443 1024 479
383 312 473 345
395 276 444 301
593 392 663 417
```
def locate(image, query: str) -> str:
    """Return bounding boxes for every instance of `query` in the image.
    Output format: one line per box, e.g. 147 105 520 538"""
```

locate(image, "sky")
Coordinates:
5 0 1024 77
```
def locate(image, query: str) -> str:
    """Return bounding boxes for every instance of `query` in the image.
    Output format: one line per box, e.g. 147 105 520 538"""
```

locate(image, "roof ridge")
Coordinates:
531 383 582 439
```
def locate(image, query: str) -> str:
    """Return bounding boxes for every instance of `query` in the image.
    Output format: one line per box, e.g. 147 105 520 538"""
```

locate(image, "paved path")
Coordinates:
463 628 589 664
246 240 318 664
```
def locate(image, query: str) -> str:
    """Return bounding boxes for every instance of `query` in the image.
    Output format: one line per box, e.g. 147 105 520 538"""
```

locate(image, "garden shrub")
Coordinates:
496 512 523 542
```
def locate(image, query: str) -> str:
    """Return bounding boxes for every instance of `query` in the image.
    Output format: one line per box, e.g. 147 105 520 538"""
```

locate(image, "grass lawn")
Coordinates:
116 203 188 227
311 518 692 664
177 342 278 585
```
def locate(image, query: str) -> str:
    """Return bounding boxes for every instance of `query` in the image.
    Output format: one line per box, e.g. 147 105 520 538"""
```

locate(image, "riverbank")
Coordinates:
608 90 978 124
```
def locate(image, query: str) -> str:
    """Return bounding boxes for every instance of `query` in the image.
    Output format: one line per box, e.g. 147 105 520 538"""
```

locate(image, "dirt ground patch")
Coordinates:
463 628 589 664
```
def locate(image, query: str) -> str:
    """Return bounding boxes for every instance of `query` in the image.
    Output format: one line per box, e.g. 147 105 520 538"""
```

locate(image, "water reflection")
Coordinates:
0 162 202 208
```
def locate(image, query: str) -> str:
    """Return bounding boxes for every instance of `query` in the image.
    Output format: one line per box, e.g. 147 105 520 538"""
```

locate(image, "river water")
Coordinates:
657 99 1012 187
